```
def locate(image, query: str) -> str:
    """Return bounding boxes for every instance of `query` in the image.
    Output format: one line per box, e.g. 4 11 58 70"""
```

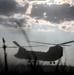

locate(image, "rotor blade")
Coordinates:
0 45 48 48
13 41 48 48
60 45 71 46
0 46 17 48
28 41 56 45
59 40 74 45
13 41 21 48
6 46 17 48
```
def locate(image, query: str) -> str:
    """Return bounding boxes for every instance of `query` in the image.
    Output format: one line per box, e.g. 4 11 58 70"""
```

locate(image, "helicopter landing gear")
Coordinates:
50 61 55 64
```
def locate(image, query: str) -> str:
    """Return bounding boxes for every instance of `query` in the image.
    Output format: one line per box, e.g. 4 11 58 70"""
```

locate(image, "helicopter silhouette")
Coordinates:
13 40 74 63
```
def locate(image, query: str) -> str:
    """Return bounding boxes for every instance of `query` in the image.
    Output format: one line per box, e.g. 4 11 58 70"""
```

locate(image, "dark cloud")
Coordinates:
0 0 29 16
30 3 74 23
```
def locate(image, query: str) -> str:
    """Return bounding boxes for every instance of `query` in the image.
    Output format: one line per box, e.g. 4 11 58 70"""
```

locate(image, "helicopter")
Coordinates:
13 40 74 64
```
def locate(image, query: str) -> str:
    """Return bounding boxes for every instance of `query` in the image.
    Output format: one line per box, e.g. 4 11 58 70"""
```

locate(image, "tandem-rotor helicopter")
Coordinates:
13 40 74 64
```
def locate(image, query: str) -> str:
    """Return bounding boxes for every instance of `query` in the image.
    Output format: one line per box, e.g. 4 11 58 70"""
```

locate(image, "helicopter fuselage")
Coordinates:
15 45 63 61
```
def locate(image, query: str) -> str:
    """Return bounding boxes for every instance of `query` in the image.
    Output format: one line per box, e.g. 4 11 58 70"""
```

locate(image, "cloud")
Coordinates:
30 3 74 23
0 14 36 29
0 0 74 33
54 0 72 4
35 29 55 32
0 0 30 28
59 21 74 32
0 0 29 16
0 16 27 28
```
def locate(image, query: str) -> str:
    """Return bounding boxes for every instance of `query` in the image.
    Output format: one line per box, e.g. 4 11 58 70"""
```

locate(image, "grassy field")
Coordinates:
0 62 74 74
0 57 74 74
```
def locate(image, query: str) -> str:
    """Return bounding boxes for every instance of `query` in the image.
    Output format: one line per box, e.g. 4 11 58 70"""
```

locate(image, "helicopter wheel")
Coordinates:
53 61 55 64
50 61 52 64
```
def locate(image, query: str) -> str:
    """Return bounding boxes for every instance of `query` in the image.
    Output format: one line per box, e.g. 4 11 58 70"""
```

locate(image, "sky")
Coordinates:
0 0 74 66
